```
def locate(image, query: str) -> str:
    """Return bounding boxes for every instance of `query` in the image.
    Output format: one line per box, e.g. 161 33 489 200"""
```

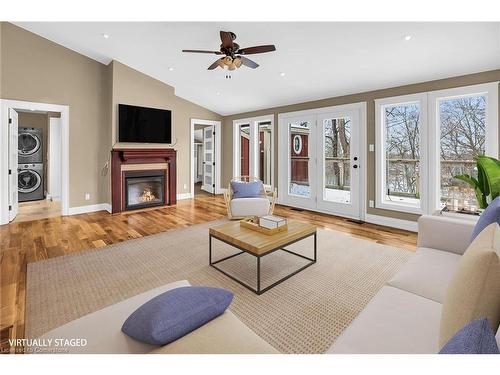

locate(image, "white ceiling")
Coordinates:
14 22 500 116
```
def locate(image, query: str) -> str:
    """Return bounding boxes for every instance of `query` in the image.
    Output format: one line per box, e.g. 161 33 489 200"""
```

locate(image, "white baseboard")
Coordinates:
68 203 111 215
364 213 418 232
176 193 192 201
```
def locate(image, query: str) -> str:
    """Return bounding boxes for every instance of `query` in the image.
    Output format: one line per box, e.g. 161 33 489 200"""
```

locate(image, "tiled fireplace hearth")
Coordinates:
111 148 177 213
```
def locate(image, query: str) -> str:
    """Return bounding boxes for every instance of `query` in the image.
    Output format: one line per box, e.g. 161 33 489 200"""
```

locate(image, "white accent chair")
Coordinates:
223 176 277 220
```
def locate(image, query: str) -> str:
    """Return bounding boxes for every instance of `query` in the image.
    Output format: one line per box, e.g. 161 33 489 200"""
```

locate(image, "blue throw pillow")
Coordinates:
439 318 499 354
231 180 263 199
471 196 500 241
122 286 233 345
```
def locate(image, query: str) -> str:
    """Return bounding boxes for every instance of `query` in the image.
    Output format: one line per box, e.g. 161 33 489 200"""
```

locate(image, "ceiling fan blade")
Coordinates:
237 45 276 55
220 31 234 49
182 49 223 55
238 56 259 69
207 59 222 70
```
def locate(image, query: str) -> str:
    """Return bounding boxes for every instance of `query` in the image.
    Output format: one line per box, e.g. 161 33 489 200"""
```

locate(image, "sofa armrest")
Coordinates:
417 215 476 255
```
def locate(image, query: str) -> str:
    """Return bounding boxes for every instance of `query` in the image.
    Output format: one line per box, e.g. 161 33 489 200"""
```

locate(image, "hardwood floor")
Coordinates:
0 195 416 354
14 199 62 223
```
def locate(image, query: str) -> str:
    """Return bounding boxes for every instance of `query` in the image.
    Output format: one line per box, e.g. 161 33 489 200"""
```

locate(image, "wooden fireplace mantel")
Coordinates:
111 148 177 213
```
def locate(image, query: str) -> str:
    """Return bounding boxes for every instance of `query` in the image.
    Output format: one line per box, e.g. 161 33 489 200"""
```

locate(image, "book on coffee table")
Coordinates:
259 215 287 229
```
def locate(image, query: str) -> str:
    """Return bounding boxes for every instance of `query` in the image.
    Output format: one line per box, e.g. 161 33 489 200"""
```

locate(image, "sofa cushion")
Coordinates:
150 310 278 354
231 181 263 198
230 197 270 217
439 318 499 354
387 247 461 303
471 196 500 241
439 223 500 348
35 280 190 354
122 286 233 345
328 286 442 354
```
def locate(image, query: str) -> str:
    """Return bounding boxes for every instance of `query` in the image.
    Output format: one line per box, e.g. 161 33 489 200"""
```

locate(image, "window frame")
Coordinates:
375 82 498 215
375 93 428 215
428 82 499 212
232 114 274 188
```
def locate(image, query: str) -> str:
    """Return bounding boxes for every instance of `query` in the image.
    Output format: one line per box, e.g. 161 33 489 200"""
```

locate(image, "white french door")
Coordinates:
279 103 365 220
9 108 19 222
317 108 362 218
202 125 215 194
281 115 317 210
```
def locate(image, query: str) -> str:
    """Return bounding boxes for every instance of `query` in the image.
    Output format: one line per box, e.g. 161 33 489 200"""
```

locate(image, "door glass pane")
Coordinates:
323 117 351 203
384 103 421 208
258 121 272 185
439 95 486 211
289 121 310 197
240 124 250 176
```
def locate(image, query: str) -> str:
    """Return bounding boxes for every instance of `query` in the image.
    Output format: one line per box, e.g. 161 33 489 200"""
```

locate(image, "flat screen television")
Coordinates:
118 104 172 143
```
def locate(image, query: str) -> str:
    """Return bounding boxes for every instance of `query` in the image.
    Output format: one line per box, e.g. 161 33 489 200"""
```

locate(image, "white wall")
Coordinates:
48 117 62 199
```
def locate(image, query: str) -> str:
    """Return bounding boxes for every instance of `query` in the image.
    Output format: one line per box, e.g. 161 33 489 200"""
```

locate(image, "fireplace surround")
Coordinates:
111 148 177 213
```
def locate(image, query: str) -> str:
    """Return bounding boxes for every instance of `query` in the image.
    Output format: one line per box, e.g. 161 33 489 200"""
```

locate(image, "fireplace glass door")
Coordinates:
125 173 165 210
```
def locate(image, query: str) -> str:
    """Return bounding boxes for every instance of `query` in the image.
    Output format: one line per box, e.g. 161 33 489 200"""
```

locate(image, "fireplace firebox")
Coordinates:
124 170 166 211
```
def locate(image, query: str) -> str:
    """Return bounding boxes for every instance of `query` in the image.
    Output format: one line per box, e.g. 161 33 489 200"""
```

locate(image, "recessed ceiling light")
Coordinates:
404 35 412 41
216 92 221 96
280 72 286 77
168 67 174 71
102 33 110 39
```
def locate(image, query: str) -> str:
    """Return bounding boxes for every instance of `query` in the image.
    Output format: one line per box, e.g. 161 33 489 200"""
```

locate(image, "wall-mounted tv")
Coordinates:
118 104 172 144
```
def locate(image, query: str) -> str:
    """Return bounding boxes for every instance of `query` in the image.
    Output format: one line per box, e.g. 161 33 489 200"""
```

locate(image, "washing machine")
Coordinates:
18 163 44 202
18 127 43 163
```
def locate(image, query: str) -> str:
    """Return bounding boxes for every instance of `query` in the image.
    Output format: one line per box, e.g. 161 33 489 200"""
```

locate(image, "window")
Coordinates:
430 83 498 212
376 83 498 215
375 94 427 214
323 116 351 203
289 120 311 197
258 121 273 186
233 115 274 186
438 95 486 209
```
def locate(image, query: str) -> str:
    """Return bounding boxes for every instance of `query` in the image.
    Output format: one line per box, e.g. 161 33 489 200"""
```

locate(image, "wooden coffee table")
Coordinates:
209 219 317 295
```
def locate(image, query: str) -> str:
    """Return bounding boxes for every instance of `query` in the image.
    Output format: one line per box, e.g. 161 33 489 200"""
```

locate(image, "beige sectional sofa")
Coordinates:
35 280 277 354
328 215 500 354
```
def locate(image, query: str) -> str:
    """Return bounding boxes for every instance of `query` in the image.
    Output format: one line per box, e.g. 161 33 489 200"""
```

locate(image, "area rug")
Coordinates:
26 220 411 353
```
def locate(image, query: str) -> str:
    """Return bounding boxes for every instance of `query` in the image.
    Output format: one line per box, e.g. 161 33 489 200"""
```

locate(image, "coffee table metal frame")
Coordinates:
209 231 317 295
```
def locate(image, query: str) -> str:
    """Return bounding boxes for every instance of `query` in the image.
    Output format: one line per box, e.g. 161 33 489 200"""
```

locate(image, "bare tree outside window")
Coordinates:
439 95 486 207
384 103 421 204
324 117 351 191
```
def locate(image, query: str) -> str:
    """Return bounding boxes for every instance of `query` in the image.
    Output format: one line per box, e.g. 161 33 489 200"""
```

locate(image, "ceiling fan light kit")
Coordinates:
182 30 276 76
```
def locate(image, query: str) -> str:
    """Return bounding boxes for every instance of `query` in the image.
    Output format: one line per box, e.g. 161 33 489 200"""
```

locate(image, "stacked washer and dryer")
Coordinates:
18 127 45 202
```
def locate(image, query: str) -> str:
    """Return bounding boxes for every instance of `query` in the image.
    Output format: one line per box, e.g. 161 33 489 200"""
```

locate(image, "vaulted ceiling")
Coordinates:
15 22 500 116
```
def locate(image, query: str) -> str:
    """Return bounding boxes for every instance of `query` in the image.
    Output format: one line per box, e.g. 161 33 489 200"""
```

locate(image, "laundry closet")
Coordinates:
15 110 62 221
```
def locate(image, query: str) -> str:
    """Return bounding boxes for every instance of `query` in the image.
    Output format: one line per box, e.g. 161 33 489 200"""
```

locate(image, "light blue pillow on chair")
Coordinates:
471 196 500 241
231 180 263 199
122 286 233 345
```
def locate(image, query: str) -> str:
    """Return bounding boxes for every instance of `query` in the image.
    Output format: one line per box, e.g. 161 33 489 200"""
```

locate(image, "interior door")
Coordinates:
202 125 215 194
282 115 317 210
9 108 19 221
317 108 361 219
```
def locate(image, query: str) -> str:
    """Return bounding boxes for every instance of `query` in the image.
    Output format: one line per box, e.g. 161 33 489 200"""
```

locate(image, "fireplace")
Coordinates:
124 170 166 211
111 148 176 213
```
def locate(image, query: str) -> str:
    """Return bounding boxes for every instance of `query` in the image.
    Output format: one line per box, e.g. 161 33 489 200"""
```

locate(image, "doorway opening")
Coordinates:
0 100 69 224
190 119 222 198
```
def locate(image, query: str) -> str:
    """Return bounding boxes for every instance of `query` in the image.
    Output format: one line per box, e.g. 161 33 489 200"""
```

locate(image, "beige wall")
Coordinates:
109 60 222 195
1 23 223 207
1 22 111 207
222 70 500 221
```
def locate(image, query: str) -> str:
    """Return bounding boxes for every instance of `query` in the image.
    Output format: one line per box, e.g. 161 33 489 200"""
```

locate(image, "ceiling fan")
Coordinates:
182 31 276 72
